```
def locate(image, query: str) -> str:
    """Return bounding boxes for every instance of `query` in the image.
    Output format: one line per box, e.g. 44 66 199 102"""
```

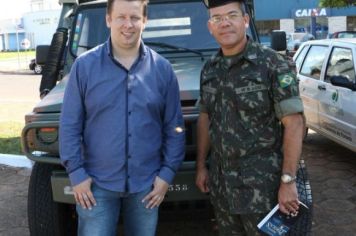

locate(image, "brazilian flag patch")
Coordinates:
278 73 295 88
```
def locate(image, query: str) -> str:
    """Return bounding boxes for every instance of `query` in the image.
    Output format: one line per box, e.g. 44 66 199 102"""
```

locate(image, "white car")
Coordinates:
287 32 315 52
293 38 356 152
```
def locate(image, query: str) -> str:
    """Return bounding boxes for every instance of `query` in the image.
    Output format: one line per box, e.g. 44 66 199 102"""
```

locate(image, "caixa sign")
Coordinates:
294 8 328 18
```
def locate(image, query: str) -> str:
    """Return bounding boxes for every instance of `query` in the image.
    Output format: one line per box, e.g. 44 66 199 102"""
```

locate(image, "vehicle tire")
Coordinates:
34 64 42 74
28 162 77 236
39 28 68 94
303 127 309 142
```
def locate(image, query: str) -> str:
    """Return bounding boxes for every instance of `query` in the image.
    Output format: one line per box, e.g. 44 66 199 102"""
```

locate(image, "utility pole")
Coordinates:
13 18 21 69
16 25 20 69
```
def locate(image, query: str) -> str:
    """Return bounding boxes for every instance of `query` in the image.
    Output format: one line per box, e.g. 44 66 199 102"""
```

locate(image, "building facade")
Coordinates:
0 0 60 51
254 0 356 44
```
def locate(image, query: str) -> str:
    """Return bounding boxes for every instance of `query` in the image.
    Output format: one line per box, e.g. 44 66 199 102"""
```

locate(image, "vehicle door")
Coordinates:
319 45 356 150
297 44 329 130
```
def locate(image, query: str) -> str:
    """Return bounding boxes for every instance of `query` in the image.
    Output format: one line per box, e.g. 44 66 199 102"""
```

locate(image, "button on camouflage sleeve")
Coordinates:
271 54 304 120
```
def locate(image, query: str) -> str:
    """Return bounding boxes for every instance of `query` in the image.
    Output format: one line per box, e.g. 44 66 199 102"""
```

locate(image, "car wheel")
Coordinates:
34 64 42 74
28 163 77 236
303 127 309 142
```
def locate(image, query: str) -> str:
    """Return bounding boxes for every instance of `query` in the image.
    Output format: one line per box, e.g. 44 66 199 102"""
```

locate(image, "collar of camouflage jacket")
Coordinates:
211 37 259 68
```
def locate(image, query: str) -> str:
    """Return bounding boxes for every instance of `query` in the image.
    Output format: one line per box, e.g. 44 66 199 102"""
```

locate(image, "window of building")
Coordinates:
255 20 280 46
347 16 356 31
295 17 328 39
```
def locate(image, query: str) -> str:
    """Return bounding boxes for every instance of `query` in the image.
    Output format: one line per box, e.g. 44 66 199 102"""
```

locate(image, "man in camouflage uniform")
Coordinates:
195 0 305 235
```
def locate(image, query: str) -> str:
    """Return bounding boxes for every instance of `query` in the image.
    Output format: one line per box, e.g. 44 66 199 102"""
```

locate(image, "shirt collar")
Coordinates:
211 36 259 68
105 37 147 61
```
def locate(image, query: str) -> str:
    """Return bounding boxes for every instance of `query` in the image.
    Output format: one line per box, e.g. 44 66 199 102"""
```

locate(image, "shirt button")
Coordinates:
128 133 131 137
128 111 132 115
128 90 131 94
128 155 131 158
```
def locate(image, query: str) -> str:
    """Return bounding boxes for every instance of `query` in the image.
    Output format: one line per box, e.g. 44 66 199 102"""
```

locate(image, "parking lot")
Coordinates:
0 72 356 235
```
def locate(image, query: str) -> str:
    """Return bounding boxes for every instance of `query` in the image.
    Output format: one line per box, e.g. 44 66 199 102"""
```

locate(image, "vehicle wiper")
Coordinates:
145 41 204 59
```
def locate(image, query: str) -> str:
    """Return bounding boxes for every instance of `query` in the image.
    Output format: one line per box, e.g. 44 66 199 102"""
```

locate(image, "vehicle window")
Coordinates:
300 45 328 80
336 32 356 38
325 47 355 83
143 2 218 50
294 45 309 72
71 2 218 57
71 7 109 56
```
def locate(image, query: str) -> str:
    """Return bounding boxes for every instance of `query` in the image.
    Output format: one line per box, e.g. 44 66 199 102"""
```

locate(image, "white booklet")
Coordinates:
257 201 309 236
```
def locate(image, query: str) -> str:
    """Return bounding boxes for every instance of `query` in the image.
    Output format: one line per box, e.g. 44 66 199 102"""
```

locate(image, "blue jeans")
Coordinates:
76 183 158 236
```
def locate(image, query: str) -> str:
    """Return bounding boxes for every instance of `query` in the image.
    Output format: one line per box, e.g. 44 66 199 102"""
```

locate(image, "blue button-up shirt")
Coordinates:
59 39 185 193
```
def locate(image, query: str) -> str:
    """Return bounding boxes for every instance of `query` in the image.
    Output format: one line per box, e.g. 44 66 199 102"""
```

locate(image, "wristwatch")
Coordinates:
281 173 296 184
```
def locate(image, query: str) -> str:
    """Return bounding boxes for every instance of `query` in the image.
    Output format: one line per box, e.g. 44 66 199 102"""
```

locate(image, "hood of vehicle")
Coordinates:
33 76 68 113
170 57 202 101
33 57 203 113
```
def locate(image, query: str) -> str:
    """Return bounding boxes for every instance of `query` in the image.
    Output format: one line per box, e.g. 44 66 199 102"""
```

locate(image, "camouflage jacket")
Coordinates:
199 39 304 214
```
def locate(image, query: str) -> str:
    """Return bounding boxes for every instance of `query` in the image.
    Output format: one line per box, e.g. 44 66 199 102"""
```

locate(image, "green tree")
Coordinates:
319 0 356 7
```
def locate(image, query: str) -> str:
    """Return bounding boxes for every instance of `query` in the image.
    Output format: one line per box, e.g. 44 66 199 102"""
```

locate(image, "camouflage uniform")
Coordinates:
199 39 304 235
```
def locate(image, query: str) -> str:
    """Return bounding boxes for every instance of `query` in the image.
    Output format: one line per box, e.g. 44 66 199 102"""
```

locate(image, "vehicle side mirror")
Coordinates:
36 45 50 65
271 31 287 51
330 75 356 91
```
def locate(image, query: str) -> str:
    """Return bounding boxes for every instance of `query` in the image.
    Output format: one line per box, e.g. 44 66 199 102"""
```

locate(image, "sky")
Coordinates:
0 0 60 21
0 0 30 20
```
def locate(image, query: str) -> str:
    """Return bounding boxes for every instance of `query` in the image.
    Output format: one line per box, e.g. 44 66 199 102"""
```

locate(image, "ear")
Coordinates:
106 14 111 28
143 16 148 29
207 21 213 35
244 14 250 29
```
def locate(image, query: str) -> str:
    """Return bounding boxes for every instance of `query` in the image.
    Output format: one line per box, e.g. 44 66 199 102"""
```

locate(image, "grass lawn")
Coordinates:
0 51 35 60
0 122 23 155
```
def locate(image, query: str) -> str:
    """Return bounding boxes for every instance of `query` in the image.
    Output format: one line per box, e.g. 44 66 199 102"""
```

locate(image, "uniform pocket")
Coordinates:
224 168 280 214
235 85 271 130
202 85 218 118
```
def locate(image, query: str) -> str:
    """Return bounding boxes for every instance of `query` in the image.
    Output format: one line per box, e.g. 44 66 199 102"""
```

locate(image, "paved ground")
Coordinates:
1 131 356 236
0 165 30 236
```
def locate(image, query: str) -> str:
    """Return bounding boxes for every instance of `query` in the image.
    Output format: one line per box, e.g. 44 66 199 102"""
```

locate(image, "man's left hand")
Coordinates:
142 176 169 209
278 182 299 215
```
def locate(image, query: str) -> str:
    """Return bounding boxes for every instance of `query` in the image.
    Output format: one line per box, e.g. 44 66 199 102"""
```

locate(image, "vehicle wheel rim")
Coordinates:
34 65 42 74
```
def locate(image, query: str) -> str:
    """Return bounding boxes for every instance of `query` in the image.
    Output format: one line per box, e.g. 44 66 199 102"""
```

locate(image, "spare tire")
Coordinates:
39 28 68 95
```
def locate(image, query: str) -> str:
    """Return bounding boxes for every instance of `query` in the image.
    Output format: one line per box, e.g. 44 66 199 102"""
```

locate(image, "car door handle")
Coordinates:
318 85 326 91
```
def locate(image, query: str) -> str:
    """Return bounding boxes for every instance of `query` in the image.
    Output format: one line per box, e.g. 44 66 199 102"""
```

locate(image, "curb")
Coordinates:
0 153 33 169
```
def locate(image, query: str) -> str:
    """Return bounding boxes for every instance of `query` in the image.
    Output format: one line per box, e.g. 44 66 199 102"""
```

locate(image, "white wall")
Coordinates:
328 16 347 34
280 19 295 33
23 9 60 48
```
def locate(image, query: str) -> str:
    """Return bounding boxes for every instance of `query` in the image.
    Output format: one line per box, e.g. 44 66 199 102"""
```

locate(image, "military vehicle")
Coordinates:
21 0 285 235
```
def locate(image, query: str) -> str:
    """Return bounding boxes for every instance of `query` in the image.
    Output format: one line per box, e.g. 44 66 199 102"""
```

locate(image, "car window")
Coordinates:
300 45 329 80
336 32 356 38
294 45 309 72
326 47 355 83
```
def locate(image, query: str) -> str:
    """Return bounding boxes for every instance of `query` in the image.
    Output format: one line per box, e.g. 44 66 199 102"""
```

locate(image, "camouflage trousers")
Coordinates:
209 159 271 236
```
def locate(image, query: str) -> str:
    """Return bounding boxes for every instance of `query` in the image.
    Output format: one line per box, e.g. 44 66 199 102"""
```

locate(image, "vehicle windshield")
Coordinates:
70 1 218 57
288 33 307 41
336 32 356 38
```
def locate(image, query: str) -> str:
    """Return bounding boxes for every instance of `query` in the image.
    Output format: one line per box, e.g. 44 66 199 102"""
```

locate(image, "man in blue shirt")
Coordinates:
59 0 185 235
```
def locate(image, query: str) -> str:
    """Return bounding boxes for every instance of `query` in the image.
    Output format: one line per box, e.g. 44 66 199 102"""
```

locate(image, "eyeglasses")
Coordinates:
209 12 243 24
